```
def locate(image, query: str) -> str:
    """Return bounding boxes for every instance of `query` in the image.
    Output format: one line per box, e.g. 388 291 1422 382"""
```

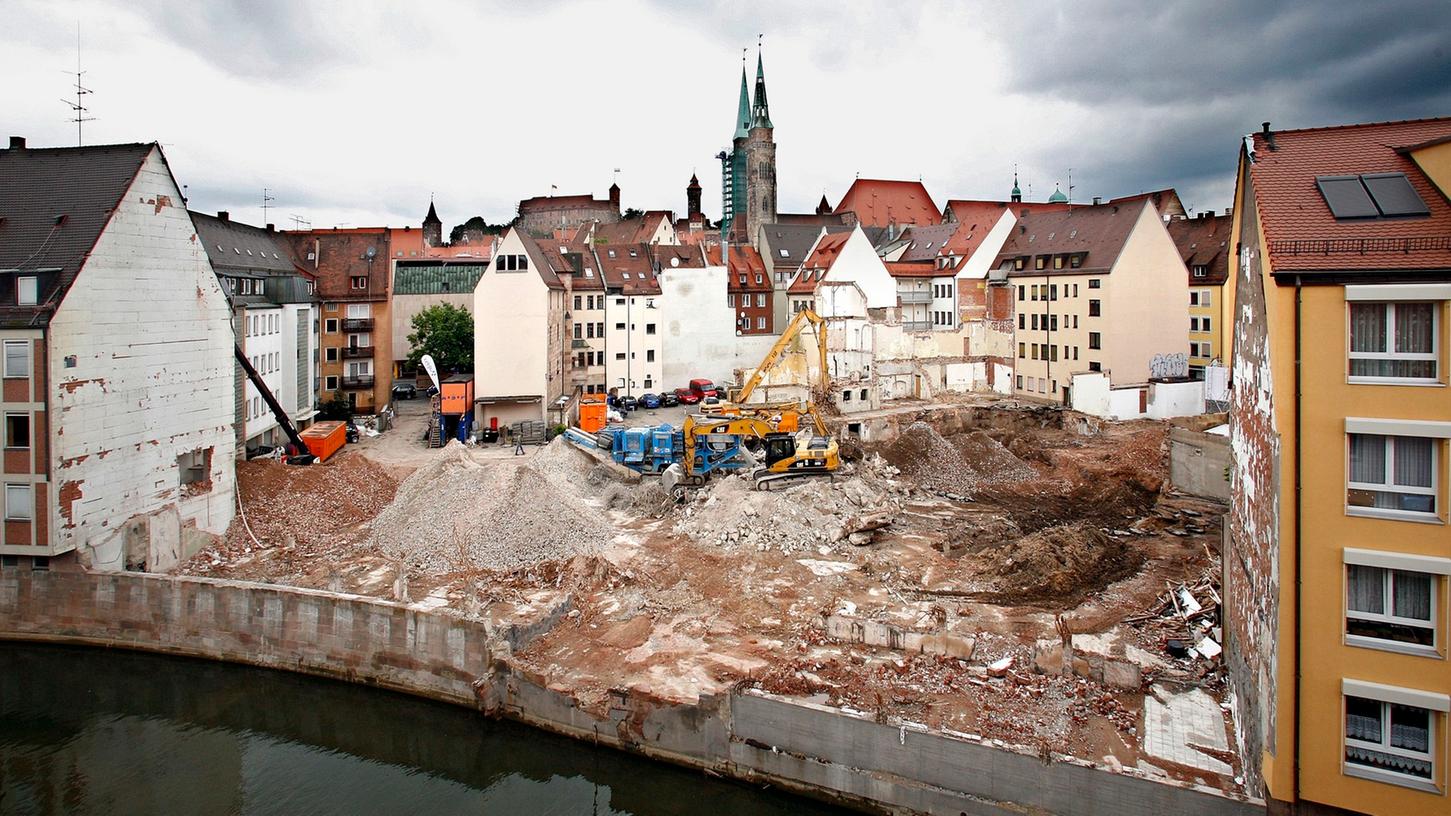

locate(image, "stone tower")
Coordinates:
742 50 777 246
686 173 702 219
423 198 442 247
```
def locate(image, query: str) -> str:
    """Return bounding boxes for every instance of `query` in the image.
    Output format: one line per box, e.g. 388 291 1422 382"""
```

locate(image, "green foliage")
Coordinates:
448 215 513 244
547 423 567 440
621 207 645 220
407 303 474 372
318 395 351 421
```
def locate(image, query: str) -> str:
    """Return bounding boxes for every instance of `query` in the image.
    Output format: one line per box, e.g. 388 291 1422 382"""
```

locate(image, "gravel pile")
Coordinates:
674 455 906 552
371 442 611 573
880 422 1036 498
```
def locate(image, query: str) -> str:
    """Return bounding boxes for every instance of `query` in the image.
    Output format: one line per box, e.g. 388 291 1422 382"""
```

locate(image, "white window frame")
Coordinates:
1347 300 1440 385
16 276 37 306
1342 679 1446 793
2 340 27 378
1344 553 1441 657
1345 424 1443 522
4 483 30 521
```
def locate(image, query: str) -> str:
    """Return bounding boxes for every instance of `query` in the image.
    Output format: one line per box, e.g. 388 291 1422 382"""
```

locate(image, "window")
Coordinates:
615 322 625 331
5 484 30 520
1072 315 1079 329
1346 562 1436 650
1030 344 1039 361
1088 279 1101 289
1201 290 1211 307
16 276 37 306
1070 255 1082 269
645 323 656 335
1088 299 1101 317
1035 256 1046 270
646 350 655 362
5 413 28 449
842 389 852 401
1016 375 1023 389
1053 255 1064 270
1348 433 1437 516
756 293 765 307
1190 291 1201 307
574 324 582 340
1050 284 1057 301
4 340 30 378
615 352 625 361
1088 361 1101 372
755 274 763 285
1344 693 1437 788
1049 344 1058 362
1017 285 1025 301
1072 284 1079 297
350 276 367 289
595 322 603 337
325 347 338 362
615 298 625 306
1031 285 1039 301
1018 342 1025 359
728 294 736 307
1018 314 1025 330
1088 332 1101 350
1050 315 1058 332
1031 314 1039 330
325 375 338 390
177 449 210 486
573 296 582 310
757 316 766 329
1349 302 1437 381
325 319 338 333
1192 265 1207 278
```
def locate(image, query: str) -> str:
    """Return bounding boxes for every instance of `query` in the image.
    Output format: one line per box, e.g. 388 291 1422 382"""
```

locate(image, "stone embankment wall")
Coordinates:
1169 426 1232 501
0 567 1263 816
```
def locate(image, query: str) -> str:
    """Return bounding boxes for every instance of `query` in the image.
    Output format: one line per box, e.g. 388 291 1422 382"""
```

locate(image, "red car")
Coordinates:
674 387 700 405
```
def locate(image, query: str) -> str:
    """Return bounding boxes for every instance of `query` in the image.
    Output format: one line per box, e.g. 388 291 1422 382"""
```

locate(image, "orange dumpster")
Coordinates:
579 395 607 433
299 421 346 462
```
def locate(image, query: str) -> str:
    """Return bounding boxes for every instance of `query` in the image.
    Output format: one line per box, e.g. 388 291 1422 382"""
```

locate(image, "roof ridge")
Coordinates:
1262 116 1451 137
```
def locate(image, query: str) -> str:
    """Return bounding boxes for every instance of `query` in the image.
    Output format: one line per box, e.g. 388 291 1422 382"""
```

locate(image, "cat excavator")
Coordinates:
707 308 834 439
661 411 840 496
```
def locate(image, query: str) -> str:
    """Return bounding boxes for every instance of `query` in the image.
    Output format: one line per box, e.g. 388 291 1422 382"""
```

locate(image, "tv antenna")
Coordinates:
262 187 275 223
612 167 621 184
289 214 311 230
1067 168 1075 209
61 23 95 146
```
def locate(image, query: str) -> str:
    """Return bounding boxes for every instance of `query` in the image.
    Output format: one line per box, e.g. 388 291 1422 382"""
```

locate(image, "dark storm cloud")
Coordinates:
993 0 1451 209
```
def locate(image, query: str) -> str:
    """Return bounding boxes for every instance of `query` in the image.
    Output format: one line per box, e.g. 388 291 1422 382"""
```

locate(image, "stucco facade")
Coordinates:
471 230 566 426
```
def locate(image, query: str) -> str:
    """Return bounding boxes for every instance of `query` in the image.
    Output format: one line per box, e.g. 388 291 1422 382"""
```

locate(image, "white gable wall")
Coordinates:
49 146 237 570
473 230 552 412
824 227 897 309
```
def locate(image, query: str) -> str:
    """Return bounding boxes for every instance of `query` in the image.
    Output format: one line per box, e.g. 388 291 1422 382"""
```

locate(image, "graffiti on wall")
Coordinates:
1149 352 1189 380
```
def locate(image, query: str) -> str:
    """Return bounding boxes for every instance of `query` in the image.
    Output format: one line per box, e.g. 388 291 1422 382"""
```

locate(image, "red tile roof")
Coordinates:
594 243 660 295
1166 213 1231 286
651 244 705 270
803 230 850 270
885 261 940 278
518 193 610 212
537 240 603 290
834 179 940 228
1248 117 1451 272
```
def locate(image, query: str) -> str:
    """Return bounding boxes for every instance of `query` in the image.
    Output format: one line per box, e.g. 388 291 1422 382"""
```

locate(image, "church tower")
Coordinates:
686 173 702 219
423 198 442 247
742 49 778 246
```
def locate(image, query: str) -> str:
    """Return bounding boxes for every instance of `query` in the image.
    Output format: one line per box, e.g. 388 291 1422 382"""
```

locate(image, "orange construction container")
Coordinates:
299 421 346 462
579 395 607 433
440 375 474 416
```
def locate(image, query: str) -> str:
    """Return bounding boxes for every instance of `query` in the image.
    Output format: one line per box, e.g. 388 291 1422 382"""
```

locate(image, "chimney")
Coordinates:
1262 121 1276 151
7 136 25 150
265 223 275 232
217 211 229 222
1092 196 1102 206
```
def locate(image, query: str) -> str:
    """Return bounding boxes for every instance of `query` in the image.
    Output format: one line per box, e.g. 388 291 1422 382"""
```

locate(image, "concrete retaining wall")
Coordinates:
0 566 1262 816
1170 426 1232 501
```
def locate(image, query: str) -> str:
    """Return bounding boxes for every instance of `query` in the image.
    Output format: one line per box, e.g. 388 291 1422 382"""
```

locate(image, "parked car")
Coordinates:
687 378 719 402
391 382 417 400
674 387 700 405
640 392 661 409
620 395 638 411
703 394 720 405
660 392 679 407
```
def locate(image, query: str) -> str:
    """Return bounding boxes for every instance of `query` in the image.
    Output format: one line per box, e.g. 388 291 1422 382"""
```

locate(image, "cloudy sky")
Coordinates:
3 0 1447 231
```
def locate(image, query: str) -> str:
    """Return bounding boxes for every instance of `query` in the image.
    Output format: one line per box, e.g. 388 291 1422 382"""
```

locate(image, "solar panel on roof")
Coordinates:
1316 176 1378 219
1361 173 1430 217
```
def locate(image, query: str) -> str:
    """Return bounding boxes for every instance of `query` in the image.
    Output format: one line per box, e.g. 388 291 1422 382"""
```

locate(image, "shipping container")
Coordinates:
299 420 347 462
440 374 475 416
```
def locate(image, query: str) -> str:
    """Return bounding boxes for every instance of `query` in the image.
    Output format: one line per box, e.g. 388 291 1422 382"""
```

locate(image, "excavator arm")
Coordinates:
732 308 829 406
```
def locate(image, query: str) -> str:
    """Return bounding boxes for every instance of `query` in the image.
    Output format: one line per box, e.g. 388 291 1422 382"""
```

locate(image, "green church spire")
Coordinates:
734 66 752 139
752 48 773 129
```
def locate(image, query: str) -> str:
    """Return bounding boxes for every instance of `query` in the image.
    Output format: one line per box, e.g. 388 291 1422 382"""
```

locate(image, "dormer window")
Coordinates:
16 276 37 306
1193 265 1208 277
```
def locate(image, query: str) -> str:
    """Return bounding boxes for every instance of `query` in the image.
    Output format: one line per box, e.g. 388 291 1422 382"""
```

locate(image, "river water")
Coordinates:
0 644 847 815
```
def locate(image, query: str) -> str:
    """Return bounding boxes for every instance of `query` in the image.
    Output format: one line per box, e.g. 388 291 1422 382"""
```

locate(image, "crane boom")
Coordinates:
732 308 830 406
234 344 309 455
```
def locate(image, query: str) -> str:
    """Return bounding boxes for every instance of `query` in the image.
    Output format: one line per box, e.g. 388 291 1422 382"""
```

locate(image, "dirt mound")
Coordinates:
226 451 399 551
971 521 1145 605
674 456 907 552
370 442 611 573
952 431 1037 485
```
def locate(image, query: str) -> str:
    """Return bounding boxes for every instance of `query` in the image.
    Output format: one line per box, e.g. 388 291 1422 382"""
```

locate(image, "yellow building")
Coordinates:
999 198 1189 403
1168 212 1231 378
1226 118 1451 815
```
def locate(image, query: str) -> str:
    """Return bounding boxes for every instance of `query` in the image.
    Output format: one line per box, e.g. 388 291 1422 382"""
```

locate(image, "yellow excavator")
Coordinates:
661 413 840 494
709 308 835 437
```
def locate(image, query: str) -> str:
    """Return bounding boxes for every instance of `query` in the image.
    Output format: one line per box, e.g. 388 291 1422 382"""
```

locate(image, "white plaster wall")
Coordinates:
48 146 237 559
1147 380 1206 419
659 263 775 390
953 211 1016 282
930 275 957 329
605 292 665 396
279 303 317 422
1070 372 1111 417
825 227 897 309
1109 386 1146 420
992 363 1013 395
473 230 550 408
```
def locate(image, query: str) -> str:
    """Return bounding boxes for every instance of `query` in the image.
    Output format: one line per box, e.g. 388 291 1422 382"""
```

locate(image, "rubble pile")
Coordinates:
879 422 1036 499
370 442 611 573
673 455 907 551
964 521 1146 605
222 452 400 552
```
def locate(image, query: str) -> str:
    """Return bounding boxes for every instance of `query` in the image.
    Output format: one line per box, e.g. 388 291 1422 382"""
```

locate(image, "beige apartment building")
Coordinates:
1000 200 1189 402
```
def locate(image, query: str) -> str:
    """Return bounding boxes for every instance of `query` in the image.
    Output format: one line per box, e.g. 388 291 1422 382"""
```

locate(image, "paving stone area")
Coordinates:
1142 683 1233 775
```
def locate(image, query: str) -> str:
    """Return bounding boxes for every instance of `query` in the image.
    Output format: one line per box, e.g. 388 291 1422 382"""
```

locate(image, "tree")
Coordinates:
621 207 645 220
448 215 514 244
407 303 474 373
318 394 351 421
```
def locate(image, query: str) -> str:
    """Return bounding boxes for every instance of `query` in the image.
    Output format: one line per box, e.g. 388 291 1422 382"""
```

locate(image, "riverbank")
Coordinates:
1 566 1262 816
